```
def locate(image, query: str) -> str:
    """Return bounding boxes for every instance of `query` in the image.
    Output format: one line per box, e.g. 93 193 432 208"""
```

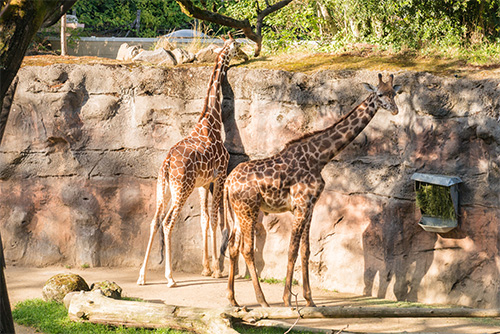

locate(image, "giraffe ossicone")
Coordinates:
222 73 402 308
137 33 241 287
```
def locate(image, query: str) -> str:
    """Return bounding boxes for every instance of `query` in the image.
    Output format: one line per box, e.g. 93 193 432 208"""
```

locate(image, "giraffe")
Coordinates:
137 34 240 287
222 74 402 307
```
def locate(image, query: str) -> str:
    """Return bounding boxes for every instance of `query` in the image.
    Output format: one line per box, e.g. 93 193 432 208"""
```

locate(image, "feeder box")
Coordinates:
411 173 462 233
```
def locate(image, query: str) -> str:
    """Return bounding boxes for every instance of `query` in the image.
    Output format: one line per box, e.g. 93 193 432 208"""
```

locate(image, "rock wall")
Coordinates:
1 63 500 308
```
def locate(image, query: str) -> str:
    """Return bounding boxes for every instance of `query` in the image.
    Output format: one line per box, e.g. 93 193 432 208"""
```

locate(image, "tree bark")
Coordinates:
67 290 500 334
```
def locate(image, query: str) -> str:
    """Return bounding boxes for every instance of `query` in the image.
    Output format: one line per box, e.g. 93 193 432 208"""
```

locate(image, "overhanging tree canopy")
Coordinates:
175 0 294 56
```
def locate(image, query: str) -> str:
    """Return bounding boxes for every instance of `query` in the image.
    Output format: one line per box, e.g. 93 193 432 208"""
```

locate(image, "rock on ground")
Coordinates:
42 273 90 303
90 280 122 299
116 43 141 61
133 48 177 65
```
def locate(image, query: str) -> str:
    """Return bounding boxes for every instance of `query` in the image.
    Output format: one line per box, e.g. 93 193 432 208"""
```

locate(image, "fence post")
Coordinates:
60 9 67 56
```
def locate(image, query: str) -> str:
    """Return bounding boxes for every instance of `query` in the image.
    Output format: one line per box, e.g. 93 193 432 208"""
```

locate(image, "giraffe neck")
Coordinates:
194 46 232 139
284 93 379 169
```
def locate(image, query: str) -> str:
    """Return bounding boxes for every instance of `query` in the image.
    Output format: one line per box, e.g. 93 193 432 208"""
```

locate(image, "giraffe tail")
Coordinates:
220 184 233 257
157 163 171 265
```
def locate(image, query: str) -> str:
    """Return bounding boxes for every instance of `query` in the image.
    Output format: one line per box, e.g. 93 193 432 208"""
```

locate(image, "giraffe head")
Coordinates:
215 32 249 63
362 73 402 115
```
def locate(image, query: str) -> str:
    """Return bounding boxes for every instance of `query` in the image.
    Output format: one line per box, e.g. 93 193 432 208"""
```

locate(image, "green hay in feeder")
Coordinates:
416 184 456 220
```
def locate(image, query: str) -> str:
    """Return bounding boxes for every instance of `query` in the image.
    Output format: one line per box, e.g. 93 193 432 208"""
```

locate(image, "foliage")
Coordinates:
316 0 500 50
72 0 194 37
416 184 456 220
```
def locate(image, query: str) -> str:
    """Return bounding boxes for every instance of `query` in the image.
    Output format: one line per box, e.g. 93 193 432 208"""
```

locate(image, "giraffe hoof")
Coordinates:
260 301 270 308
166 280 177 288
229 301 240 308
201 268 213 277
137 277 146 285
211 270 223 278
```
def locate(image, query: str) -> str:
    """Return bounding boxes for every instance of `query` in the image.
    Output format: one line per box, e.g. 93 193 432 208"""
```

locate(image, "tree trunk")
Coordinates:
67 290 500 334
0 234 15 334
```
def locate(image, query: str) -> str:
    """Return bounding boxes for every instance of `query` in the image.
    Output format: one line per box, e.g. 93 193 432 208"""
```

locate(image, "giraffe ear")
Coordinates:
393 84 402 93
362 83 377 92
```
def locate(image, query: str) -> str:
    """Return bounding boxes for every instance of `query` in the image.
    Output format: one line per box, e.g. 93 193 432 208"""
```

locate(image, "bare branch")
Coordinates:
258 0 294 19
255 0 294 39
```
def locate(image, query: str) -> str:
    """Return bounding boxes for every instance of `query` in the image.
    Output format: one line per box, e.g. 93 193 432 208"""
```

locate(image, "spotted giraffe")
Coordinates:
137 34 240 287
222 74 402 307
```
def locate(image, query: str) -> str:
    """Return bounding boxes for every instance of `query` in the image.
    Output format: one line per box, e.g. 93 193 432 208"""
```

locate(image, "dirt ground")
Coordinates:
5 266 500 334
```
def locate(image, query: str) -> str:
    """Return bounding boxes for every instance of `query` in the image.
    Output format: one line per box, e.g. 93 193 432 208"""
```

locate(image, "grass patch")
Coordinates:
244 276 299 286
80 263 91 269
259 277 299 286
233 323 318 334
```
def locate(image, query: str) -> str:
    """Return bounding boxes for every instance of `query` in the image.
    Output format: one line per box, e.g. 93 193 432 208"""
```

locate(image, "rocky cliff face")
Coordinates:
1 63 500 308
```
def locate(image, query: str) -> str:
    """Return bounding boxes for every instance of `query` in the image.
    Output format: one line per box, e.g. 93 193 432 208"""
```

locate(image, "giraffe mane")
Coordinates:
197 36 235 122
281 93 373 151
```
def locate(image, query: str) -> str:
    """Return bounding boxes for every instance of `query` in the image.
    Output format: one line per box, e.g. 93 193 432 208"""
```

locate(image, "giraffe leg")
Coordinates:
227 226 241 307
137 176 169 286
199 186 212 277
282 226 302 307
283 208 312 307
210 176 225 278
137 205 164 285
300 218 315 307
240 213 270 308
162 193 189 288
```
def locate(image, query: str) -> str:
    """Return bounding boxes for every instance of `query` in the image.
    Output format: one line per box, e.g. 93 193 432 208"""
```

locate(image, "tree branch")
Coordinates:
255 0 293 36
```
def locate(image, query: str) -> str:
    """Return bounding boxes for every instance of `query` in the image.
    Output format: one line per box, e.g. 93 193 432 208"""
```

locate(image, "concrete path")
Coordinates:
5 266 500 334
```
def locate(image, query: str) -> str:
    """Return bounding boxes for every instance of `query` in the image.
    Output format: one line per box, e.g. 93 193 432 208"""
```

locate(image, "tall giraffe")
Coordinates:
222 74 402 307
137 34 240 287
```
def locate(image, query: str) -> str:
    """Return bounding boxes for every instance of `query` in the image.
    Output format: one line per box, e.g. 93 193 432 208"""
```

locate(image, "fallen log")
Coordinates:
66 290 500 334
66 290 238 334
224 305 500 322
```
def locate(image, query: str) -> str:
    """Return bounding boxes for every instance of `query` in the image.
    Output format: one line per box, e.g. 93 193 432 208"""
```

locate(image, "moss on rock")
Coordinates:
90 280 122 299
42 273 90 303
